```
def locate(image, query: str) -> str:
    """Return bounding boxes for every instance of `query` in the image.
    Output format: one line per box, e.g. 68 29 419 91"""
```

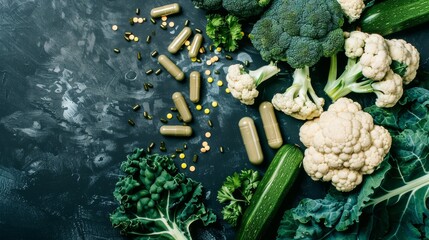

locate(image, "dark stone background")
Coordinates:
0 0 428 239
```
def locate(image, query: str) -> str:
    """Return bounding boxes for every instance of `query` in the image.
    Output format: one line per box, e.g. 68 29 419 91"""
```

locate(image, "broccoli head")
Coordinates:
191 0 223 10
250 0 344 68
222 0 271 19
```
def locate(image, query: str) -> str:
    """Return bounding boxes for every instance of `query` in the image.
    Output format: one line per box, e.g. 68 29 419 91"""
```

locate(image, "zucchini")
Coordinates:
236 144 303 240
360 0 429 36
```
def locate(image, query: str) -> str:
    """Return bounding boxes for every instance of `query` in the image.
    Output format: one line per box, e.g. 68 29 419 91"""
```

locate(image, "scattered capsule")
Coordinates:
172 92 192 122
188 33 203 58
189 71 201 103
192 154 198 163
150 3 181 18
151 50 158 57
158 55 185 81
155 69 162 75
145 69 154 75
128 119 135 126
132 104 141 111
259 101 283 149
239 117 263 165
167 27 192 54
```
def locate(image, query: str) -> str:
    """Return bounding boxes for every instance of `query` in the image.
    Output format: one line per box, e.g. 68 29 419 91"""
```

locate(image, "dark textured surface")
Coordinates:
0 0 428 239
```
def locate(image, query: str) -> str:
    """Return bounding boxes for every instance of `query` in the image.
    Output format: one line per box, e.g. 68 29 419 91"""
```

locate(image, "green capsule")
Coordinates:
208 119 213 127
128 119 135 126
137 52 142 60
225 55 233 60
192 154 198 163
150 18 156 24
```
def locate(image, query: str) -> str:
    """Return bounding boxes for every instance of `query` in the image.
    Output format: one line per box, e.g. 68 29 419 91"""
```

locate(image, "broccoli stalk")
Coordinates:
324 55 374 101
272 66 325 120
247 64 281 86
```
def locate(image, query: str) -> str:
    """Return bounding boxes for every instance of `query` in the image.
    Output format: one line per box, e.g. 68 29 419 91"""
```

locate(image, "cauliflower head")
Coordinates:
386 39 420 84
359 33 392 81
226 64 259 105
299 98 392 192
372 69 403 108
337 0 365 23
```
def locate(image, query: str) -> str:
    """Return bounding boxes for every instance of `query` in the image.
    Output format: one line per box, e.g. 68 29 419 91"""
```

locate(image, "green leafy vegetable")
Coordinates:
110 149 216 239
217 169 261 226
277 87 429 239
206 14 243 52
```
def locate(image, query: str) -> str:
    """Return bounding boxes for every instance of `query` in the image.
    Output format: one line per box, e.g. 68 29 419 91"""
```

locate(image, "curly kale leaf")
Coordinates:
206 14 243 52
278 87 429 239
217 169 261 227
110 150 216 239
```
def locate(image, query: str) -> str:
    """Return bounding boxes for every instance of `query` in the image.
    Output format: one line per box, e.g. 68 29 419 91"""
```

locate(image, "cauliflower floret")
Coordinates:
386 39 420 84
272 67 325 120
226 63 280 105
337 0 365 23
344 31 368 58
299 98 392 192
360 33 392 81
372 69 403 108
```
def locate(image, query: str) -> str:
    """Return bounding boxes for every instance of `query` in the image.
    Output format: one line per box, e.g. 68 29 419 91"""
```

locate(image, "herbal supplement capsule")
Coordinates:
150 3 181 18
172 92 192 122
160 125 193 137
188 33 203 58
259 101 283 149
238 117 263 165
158 55 185 81
167 27 192 54
189 71 201 103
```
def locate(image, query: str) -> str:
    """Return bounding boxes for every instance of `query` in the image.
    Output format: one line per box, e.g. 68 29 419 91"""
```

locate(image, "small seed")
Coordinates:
209 45 213 52
146 83 153 88
135 8 140 15
151 50 158 57
177 114 183 122
214 70 220 75
160 118 168 123
150 18 156 24
244 60 249 66
196 58 202 63
225 55 233 60
183 143 188 149
195 28 202 33
124 35 130 41
132 17 138 23
219 146 224 153
128 119 135 126
170 154 176 158
146 147 151 153
144 83 149 91
143 111 149 118
160 141 166 147
208 120 213 127
137 52 142 60
112 25 118 31
170 107 177 112
184 20 189 26
160 24 167 30
146 35 151 43
155 69 162 75
192 154 198 163
149 142 155 149
145 69 153 75
113 48 120 53
129 18 134 25
160 146 167 152
147 115 153 120
132 104 141 111
175 148 183 153
125 31 132 36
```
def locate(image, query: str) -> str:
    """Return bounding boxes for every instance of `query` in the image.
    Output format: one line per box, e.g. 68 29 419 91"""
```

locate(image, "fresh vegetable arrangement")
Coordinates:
110 150 216 239
277 87 429 239
108 0 429 239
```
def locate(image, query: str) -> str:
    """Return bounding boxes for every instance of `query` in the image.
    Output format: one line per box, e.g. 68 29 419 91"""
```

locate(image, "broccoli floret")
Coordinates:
191 0 223 10
249 0 344 68
222 0 271 19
